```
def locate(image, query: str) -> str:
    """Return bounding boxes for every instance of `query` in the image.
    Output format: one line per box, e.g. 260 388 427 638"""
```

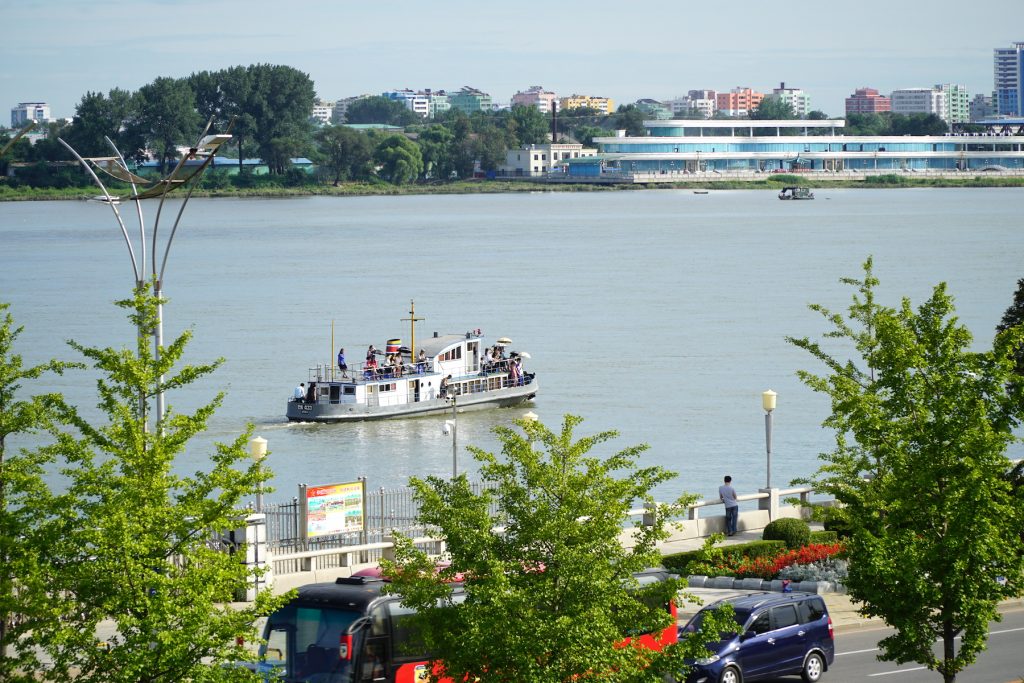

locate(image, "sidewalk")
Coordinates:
662 528 1024 634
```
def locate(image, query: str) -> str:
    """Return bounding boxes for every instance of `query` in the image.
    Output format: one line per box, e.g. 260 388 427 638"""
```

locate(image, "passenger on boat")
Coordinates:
305 381 317 402
366 345 377 362
416 349 426 374
391 354 403 377
337 348 348 378
364 356 379 378
294 382 305 400
440 375 451 399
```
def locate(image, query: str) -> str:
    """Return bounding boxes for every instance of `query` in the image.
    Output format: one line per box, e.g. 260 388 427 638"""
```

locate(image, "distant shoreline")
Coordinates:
3 175 1024 202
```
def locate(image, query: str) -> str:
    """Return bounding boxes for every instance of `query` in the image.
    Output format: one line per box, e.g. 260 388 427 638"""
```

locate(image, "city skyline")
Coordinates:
1 0 1019 121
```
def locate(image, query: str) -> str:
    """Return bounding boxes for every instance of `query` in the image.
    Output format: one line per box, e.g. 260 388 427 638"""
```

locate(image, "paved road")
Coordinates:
733 607 1024 682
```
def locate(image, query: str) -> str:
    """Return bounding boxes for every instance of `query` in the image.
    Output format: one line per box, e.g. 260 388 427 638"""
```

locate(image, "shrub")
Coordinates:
778 557 848 583
762 518 810 549
809 530 838 544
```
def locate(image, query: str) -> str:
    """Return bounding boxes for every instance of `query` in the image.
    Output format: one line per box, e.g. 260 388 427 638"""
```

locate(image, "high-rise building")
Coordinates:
10 102 51 127
845 88 891 114
934 84 969 124
891 88 947 121
715 87 764 117
772 82 812 117
512 86 559 112
994 41 1024 116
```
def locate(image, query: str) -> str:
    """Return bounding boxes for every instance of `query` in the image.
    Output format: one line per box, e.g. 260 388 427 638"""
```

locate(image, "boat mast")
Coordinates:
402 300 425 362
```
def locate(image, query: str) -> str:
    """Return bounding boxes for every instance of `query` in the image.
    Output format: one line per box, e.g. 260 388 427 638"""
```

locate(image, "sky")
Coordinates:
2 0 1021 121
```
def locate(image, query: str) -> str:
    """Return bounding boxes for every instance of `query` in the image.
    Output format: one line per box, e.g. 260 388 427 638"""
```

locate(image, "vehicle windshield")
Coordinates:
681 608 750 639
261 604 363 682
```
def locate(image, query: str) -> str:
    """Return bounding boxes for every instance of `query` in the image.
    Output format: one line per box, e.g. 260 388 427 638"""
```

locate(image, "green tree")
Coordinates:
788 258 1024 683
507 104 550 146
245 64 316 174
129 77 202 173
190 66 259 173
472 122 511 173
11 287 283 682
346 96 418 127
572 124 607 147
314 125 373 184
997 277 1024 376
613 104 646 137
382 414 734 683
416 124 455 180
751 95 796 120
0 303 77 678
64 89 136 158
373 134 423 184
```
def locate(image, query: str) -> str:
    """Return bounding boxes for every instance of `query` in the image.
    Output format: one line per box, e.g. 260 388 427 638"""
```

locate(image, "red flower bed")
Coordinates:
712 543 845 580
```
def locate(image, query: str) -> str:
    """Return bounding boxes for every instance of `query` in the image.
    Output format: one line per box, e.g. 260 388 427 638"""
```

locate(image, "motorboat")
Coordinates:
778 186 814 200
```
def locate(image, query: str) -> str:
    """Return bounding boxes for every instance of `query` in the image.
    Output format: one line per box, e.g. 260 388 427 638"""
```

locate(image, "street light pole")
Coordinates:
762 390 777 489
250 436 268 513
451 395 457 479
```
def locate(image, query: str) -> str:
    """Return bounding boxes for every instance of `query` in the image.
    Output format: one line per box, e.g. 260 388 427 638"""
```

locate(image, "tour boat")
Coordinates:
778 186 814 200
286 306 537 423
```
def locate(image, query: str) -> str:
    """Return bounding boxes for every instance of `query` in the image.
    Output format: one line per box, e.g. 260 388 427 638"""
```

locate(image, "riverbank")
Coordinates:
3 173 1024 202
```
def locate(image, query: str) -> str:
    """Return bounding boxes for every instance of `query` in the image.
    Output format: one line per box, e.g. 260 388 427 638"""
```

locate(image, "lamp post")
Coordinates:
443 395 458 479
249 436 268 513
762 390 777 489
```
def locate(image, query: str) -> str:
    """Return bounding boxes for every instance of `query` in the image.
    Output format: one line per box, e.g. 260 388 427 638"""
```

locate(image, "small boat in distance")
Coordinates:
286 303 538 422
88 195 122 205
778 186 814 200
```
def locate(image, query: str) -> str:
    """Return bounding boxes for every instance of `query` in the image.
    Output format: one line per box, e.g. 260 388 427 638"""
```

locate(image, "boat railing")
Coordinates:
306 358 438 384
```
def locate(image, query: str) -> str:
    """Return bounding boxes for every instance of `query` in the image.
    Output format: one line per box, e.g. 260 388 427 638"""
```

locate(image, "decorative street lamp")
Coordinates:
59 120 232 431
762 389 777 488
249 436 268 513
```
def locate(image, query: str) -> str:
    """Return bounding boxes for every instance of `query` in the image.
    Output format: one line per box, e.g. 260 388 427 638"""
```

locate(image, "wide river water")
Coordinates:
1 188 1022 505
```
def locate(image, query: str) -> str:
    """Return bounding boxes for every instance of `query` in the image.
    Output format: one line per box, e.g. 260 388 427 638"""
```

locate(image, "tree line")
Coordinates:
0 65 954 190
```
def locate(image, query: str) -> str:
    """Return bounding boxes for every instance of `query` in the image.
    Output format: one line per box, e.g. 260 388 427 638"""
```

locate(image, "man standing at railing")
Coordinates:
719 475 739 536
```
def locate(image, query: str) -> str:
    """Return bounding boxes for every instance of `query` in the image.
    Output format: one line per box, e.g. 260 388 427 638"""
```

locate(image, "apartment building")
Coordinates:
715 87 764 117
559 94 614 114
772 82 811 117
512 86 559 112
10 102 51 127
845 87 891 114
890 88 947 121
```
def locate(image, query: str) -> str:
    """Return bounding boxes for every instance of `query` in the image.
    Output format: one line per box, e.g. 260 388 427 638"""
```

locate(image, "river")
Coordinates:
1 188 1021 504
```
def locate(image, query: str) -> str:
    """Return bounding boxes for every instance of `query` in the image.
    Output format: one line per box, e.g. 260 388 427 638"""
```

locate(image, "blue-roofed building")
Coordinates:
136 157 315 176
557 119 1024 181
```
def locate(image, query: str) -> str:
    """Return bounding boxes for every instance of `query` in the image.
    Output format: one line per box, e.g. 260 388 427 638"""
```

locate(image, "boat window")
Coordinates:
344 386 355 395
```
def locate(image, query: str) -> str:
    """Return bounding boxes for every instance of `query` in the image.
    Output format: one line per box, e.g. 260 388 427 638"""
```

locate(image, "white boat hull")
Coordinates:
286 378 538 422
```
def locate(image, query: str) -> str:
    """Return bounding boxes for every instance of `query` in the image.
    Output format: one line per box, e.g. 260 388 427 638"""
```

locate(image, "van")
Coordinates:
680 592 834 683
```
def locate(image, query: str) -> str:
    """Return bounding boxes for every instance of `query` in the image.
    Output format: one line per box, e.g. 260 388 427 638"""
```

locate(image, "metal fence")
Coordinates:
261 482 497 559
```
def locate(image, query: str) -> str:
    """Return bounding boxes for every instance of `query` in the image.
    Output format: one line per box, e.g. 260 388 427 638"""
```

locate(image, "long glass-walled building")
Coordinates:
562 119 1024 178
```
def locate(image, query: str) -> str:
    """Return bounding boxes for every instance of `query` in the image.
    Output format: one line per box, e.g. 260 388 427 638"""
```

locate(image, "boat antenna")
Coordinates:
402 300 425 361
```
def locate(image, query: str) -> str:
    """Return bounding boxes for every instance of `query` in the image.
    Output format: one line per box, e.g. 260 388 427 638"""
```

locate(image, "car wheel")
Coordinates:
719 666 742 683
802 652 825 682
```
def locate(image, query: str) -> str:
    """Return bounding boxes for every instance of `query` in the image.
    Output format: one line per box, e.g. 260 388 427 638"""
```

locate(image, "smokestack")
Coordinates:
551 100 557 143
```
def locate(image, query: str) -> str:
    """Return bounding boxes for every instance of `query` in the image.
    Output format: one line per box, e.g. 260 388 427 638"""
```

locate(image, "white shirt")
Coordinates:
294 385 304 399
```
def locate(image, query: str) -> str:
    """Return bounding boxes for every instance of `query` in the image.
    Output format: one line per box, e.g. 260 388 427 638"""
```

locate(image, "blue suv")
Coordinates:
680 592 835 683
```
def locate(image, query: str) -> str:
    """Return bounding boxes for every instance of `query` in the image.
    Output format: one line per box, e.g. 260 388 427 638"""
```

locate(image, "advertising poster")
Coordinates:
305 480 365 538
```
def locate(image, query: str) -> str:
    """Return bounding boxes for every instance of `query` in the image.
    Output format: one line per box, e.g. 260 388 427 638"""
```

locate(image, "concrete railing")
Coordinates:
232 486 829 597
